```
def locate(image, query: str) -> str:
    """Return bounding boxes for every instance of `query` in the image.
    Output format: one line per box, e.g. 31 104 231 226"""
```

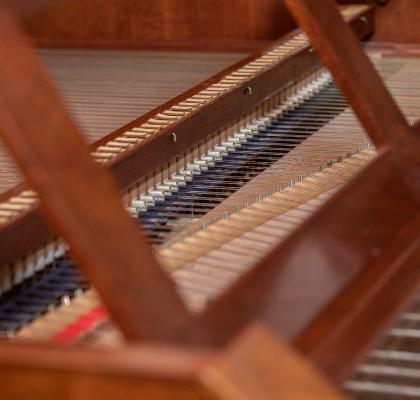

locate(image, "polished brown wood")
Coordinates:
0 340 216 400
0 324 347 400
338 0 387 3
372 0 420 44
296 228 420 382
18 0 379 51
4 0 54 16
20 0 295 51
0 9 374 270
0 5 192 342
204 324 345 400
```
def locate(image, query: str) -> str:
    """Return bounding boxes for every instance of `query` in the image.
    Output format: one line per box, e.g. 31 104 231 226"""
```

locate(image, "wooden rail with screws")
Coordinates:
0 5 374 270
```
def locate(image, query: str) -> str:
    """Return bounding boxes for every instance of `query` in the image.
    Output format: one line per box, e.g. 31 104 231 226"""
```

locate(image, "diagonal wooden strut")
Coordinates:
184 0 420 382
285 0 417 153
0 4 192 342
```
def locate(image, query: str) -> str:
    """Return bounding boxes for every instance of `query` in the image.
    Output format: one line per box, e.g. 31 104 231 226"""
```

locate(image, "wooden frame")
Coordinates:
0 1 418 398
0 3 192 342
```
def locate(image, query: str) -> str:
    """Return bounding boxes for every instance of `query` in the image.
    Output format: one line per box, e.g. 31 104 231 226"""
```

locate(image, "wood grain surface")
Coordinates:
372 0 420 43
18 1 392 49
20 0 295 49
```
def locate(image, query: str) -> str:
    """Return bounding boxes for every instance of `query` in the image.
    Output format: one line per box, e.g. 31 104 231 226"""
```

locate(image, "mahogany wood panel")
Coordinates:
372 0 420 43
4 0 54 16
18 0 377 51
0 5 193 342
296 229 420 382
20 0 295 51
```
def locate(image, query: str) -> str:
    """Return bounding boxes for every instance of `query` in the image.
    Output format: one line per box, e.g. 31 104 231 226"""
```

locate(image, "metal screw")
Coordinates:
171 132 177 142
244 86 252 96
360 16 368 26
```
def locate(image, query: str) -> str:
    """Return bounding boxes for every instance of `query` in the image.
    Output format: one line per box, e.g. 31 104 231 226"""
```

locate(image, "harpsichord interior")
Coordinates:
0 1 418 399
